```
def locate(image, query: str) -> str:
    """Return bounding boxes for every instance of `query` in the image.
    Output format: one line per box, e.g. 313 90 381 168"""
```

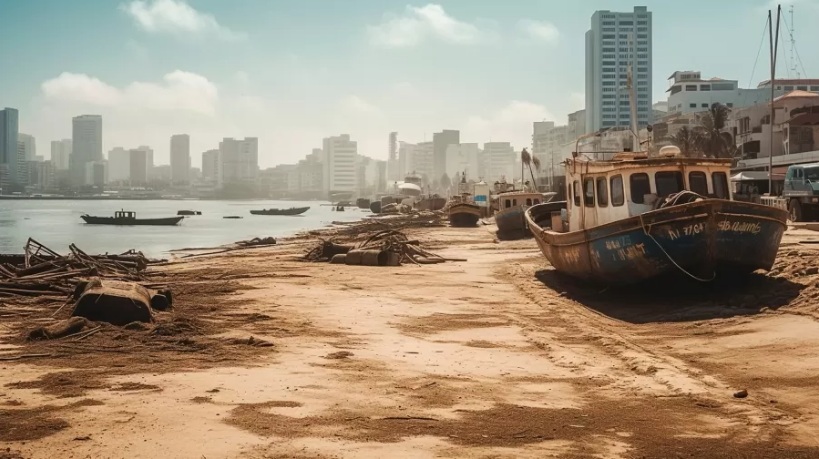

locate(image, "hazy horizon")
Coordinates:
1 0 816 168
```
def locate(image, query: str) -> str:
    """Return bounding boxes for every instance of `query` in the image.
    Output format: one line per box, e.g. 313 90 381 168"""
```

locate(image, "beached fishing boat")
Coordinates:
81 210 184 226
356 198 371 209
249 206 310 216
495 191 548 234
416 194 447 211
448 201 481 227
524 151 788 284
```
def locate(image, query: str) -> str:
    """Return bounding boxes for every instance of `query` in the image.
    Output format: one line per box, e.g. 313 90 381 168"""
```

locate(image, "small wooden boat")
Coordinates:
416 195 446 211
223 216 243 219
177 210 201 216
524 153 788 284
356 198 371 209
81 210 183 226
249 206 309 216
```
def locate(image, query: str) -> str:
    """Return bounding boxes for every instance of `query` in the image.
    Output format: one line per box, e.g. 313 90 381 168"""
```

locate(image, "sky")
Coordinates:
1 0 817 168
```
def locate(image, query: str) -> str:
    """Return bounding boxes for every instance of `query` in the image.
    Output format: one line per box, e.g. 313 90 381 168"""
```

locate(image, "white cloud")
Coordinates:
518 19 559 44
121 0 246 41
41 71 218 115
464 100 555 149
368 4 489 47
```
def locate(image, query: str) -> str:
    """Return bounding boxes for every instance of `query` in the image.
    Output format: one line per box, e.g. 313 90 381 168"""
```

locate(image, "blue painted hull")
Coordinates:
525 200 788 284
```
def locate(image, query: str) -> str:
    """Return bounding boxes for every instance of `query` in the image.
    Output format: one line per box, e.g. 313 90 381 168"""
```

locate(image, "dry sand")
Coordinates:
2 222 819 458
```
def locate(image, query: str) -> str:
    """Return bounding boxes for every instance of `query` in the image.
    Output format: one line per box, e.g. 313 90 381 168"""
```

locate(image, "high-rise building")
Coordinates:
50 139 72 170
70 115 102 186
322 134 358 195
387 132 399 182
202 149 220 182
129 148 148 186
432 130 459 180
16 141 28 185
0 107 20 187
585 6 652 134
445 143 481 180
483 142 516 183
18 133 36 161
170 134 191 185
218 137 258 186
107 147 131 182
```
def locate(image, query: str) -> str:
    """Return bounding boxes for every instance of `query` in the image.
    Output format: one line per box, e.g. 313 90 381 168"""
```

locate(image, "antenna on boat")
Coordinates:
626 33 641 155
768 5 781 195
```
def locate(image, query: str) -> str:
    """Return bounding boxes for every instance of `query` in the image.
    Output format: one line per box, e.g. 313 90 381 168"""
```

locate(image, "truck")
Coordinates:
781 163 819 222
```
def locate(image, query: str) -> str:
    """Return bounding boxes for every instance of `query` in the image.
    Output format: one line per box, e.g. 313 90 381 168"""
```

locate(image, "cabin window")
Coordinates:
611 175 624 206
630 173 651 204
526 198 533 206
689 171 708 195
504 199 512 209
534 199 541 204
655 171 684 197
596 177 609 207
512 199 517 206
573 181 581 206
713 172 729 199
584 178 595 207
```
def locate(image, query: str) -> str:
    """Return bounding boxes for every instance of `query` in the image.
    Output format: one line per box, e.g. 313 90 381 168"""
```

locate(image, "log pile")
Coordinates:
0 238 159 298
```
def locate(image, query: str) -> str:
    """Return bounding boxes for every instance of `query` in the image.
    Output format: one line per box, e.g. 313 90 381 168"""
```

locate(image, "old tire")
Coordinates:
789 199 803 222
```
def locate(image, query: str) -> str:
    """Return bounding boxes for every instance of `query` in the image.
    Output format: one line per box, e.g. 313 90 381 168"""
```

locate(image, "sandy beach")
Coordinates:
2 221 819 458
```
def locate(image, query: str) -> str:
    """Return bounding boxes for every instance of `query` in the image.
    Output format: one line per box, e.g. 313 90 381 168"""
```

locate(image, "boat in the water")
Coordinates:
177 210 201 216
495 190 547 235
524 150 788 284
356 198 371 209
81 210 184 226
249 206 310 216
223 216 243 219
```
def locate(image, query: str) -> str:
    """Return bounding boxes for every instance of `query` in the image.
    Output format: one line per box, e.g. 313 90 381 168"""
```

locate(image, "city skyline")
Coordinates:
2 0 816 169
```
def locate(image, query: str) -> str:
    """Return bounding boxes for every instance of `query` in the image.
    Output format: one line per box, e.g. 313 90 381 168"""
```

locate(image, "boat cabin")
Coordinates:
498 192 544 210
564 153 733 232
115 211 137 219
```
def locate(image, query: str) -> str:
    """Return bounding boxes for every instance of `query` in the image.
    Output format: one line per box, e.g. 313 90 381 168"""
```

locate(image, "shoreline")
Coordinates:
1 223 819 457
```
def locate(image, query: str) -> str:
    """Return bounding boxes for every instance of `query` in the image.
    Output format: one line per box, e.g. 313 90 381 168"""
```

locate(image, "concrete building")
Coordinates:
201 149 220 182
170 134 191 185
444 143 481 180
387 132 399 182
16 141 27 185
357 155 386 195
322 134 358 195
665 71 773 116
432 130 459 179
219 137 258 186
398 141 434 182
107 147 130 183
18 133 36 161
34 160 57 191
567 109 587 139
0 107 20 188
483 142 516 183
50 139 72 170
129 149 149 186
585 6 653 133
70 115 102 187
85 161 107 187
296 149 324 195
758 79 819 93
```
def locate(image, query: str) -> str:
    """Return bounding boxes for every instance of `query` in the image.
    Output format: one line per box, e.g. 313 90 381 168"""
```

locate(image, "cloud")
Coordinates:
368 4 489 47
121 0 246 41
464 100 555 149
518 19 559 44
41 71 218 115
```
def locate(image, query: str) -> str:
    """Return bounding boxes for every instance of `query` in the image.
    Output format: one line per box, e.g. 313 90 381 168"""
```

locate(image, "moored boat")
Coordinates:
416 194 446 211
250 206 310 216
177 210 201 216
448 202 481 227
356 198 371 209
81 210 184 226
524 152 788 284
495 191 545 234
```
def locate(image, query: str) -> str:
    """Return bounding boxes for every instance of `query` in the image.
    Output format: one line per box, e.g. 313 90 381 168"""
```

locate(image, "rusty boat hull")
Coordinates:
448 203 481 227
524 200 788 284
495 206 528 234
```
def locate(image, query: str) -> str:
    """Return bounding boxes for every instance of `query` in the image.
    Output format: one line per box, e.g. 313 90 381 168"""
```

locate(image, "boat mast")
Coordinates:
768 6 781 194
627 33 640 153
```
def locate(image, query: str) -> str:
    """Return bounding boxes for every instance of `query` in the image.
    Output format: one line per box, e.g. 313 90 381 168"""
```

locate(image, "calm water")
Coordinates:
0 200 365 257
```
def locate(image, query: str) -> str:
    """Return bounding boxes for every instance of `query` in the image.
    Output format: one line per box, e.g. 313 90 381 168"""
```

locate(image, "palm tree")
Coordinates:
521 148 538 191
671 126 703 157
699 103 732 158
532 154 542 190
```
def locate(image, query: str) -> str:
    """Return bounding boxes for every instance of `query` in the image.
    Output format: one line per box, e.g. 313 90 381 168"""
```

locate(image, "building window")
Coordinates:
602 87 616 92
712 83 734 91
602 121 616 127
784 85 794 90
611 175 624 206
602 67 615 73
637 34 647 39
619 21 633 26
603 27 615 32
637 67 648 73
619 47 629 52
602 34 615 39
630 173 650 204
602 81 616 86
689 171 708 195
726 103 734 107
811 86 819 91
702 103 709 108
797 85 808 91
602 61 615 66
685 85 697 91
637 20 647 25
670 86 682 95
700 84 711 91
637 27 647 32
690 103 697 108
603 74 615 80
602 47 615 52
597 177 609 207
637 40 647 45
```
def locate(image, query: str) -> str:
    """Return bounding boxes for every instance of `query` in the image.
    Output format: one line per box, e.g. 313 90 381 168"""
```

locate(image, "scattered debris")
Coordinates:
236 237 276 247
28 317 93 340
305 229 464 266
324 351 354 359
72 279 159 326
733 389 749 399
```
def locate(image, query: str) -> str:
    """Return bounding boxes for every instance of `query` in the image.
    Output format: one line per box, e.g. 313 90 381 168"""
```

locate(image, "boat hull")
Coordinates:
81 216 184 226
525 200 787 284
250 206 310 216
449 203 481 227
495 207 527 233
417 196 446 211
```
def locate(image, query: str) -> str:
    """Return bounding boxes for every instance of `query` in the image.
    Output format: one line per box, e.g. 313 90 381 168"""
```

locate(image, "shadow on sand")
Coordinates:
495 229 531 241
534 269 804 324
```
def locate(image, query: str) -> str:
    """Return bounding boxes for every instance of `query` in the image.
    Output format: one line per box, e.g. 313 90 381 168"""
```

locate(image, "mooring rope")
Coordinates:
639 214 716 283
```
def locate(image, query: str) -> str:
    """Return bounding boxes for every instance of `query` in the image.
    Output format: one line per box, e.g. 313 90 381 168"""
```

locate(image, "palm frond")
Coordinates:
531 155 541 171
520 148 531 166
